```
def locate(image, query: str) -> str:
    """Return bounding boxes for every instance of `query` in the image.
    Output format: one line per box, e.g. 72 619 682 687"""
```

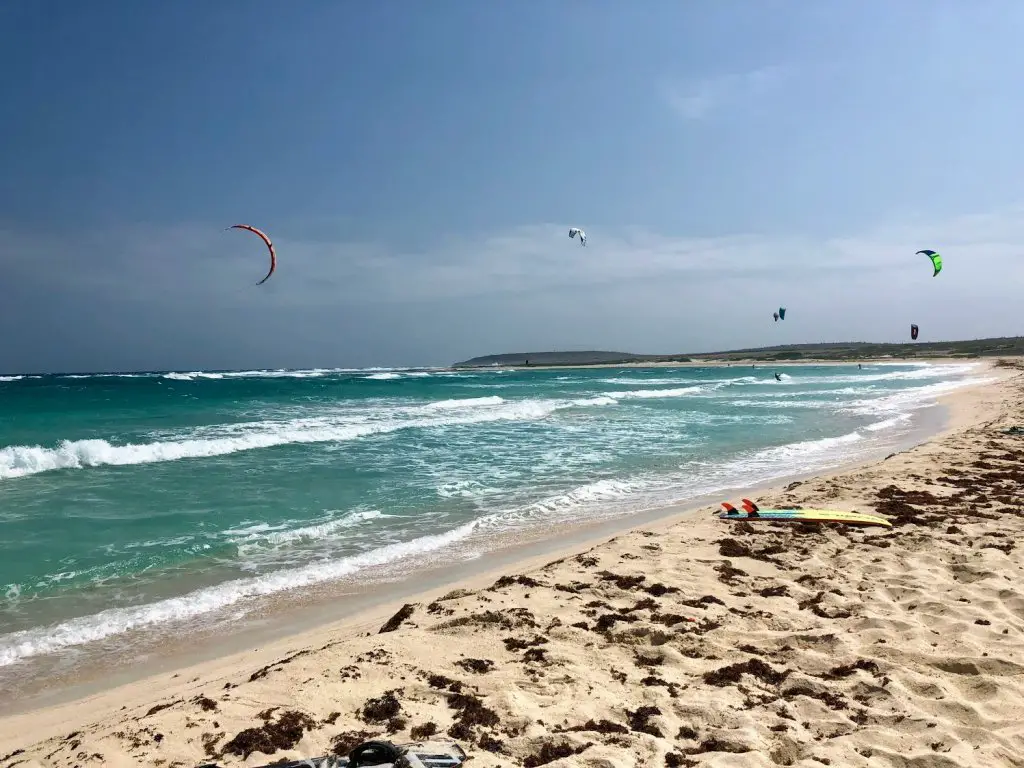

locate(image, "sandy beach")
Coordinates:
2 360 1022 768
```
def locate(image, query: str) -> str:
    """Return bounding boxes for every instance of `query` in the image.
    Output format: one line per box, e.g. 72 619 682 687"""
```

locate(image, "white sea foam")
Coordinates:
0 395 615 480
600 376 704 385
419 396 504 411
6 365 974 482
436 479 501 499
605 385 720 400
226 509 386 556
794 362 980 386
0 360 990 667
56 367 427 381
513 478 640 521
573 395 620 407
841 375 995 417
0 519 482 667
468 369 985 532
863 414 912 432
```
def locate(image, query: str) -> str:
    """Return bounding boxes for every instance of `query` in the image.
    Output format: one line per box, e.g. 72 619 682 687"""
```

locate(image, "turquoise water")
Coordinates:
0 362 989 671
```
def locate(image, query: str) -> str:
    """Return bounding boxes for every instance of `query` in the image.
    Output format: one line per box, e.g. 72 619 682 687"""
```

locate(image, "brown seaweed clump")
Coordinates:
221 710 318 760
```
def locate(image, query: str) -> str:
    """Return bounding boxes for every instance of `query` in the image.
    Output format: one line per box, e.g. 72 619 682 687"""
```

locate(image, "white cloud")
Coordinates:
662 65 790 121
4 204 1022 307
2 202 1024 369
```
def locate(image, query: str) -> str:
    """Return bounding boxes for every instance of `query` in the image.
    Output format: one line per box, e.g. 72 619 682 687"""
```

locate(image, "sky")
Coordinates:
3 0 1024 373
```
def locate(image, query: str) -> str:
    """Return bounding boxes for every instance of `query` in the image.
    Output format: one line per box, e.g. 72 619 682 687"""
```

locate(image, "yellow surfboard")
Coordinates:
719 505 892 528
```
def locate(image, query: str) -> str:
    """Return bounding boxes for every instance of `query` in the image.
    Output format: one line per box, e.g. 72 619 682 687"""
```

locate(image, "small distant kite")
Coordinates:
910 323 919 341
229 224 276 285
773 307 787 322
568 227 587 247
917 249 942 277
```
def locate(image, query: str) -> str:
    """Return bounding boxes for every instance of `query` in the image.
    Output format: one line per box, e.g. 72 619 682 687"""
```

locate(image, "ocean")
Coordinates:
0 361 991 699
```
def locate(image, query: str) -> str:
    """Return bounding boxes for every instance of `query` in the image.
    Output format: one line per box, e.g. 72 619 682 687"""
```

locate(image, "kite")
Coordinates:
917 249 942 277
568 227 587 247
910 323 919 341
773 311 779 322
778 307 787 321
229 224 276 285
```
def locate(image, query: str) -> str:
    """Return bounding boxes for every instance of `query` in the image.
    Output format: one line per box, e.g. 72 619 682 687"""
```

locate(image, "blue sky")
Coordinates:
3 0 1024 372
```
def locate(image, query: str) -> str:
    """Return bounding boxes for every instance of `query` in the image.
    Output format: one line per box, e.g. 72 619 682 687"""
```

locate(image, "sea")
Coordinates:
0 361 993 703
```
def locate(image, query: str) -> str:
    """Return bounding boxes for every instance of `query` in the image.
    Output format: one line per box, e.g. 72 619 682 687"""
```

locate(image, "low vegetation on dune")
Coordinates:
454 336 1024 368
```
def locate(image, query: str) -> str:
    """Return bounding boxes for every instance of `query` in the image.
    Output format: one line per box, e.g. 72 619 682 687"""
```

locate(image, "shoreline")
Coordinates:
0 353 999 380
470 356 986 372
0 363 977 714
0 395 948 715
1 362 1019 765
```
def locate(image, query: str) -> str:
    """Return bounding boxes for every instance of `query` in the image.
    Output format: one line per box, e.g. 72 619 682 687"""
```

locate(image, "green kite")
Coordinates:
917 249 942 277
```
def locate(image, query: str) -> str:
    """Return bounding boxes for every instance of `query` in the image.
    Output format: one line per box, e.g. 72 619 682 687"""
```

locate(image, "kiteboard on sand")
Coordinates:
719 499 892 529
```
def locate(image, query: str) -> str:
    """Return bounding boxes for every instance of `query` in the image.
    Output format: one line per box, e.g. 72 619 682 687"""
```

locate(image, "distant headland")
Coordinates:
452 336 1024 368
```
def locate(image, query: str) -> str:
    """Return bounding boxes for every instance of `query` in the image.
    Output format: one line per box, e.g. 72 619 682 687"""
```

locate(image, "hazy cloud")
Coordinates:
2 202 1024 372
662 65 790 120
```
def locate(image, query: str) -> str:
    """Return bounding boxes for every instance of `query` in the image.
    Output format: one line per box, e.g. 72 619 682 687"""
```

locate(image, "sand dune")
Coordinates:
2 361 1023 768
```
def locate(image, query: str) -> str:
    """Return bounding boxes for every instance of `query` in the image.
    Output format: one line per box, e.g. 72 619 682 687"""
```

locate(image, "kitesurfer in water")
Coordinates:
774 372 782 381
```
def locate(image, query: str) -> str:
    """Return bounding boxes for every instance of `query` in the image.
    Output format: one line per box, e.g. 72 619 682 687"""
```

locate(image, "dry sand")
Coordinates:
3 360 1024 768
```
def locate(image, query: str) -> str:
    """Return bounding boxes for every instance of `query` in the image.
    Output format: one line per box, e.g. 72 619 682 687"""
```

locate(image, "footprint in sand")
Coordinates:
850 617 917 634
996 588 1024 620
930 656 1024 677
951 565 996 584
949 675 1002 703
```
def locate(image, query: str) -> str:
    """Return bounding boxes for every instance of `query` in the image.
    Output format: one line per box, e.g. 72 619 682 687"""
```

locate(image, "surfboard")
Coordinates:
718 508 892 528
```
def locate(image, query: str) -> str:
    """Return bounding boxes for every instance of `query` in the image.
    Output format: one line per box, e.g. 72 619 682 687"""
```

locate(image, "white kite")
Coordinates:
568 227 587 247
